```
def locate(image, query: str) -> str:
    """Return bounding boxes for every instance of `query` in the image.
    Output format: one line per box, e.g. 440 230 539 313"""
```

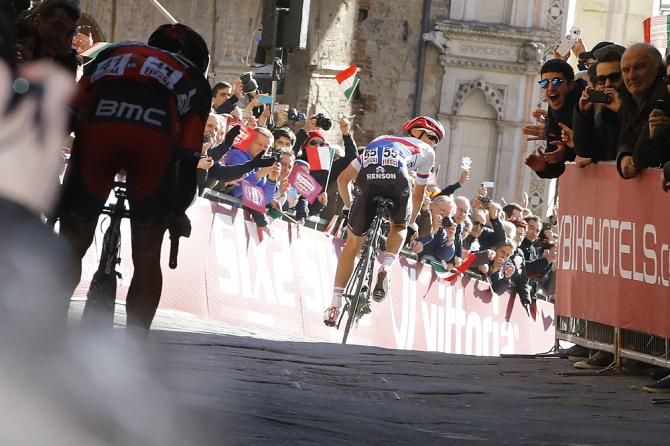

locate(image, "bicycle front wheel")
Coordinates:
341 218 382 344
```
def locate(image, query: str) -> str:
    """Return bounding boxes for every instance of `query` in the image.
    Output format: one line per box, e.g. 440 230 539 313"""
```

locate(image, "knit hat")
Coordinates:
302 129 327 147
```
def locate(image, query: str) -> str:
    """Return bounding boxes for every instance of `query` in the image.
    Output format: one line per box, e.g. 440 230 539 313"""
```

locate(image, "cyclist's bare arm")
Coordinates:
410 183 426 225
337 163 359 209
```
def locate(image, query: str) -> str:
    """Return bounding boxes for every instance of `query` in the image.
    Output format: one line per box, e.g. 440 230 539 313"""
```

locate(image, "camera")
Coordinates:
314 113 332 131
478 195 491 206
442 215 455 229
287 108 307 122
239 72 259 94
265 147 284 163
587 89 612 104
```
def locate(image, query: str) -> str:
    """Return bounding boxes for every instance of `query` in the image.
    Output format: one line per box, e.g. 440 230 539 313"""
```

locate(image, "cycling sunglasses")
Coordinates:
308 139 327 147
595 72 622 85
538 77 565 89
421 130 440 144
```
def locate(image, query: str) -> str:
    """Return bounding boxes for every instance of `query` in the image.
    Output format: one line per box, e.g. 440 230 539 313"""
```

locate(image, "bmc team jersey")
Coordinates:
61 43 211 225
350 135 435 185
72 42 211 154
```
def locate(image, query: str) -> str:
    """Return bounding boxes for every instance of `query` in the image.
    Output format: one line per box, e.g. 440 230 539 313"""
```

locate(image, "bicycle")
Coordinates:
80 181 184 329
338 196 394 344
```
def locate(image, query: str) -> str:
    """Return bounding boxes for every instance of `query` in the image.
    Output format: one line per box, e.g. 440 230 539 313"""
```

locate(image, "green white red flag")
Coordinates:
305 145 335 171
335 64 360 100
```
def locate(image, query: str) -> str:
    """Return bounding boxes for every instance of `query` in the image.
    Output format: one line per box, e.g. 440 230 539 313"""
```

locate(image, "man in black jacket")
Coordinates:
525 59 586 178
640 54 670 171
616 43 666 179
573 49 625 164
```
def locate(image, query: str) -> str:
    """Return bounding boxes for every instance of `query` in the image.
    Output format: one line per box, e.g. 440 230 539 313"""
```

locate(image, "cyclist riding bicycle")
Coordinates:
59 24 211 333
323 116 444 326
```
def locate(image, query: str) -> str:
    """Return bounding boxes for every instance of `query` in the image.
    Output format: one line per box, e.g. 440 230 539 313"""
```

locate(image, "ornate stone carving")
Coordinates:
519 42 546 65
423 30 449 54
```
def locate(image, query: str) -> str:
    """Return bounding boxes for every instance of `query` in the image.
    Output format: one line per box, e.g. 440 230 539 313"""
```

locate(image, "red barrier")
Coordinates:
557 164 670 338
76 198 555 355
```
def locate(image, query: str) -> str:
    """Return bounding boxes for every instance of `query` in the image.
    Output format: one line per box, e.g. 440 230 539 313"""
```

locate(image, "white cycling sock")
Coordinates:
380 253 396 272
330 287 344 308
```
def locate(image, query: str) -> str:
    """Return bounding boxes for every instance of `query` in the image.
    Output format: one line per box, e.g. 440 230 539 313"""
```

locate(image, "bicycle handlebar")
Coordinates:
168 233 180 269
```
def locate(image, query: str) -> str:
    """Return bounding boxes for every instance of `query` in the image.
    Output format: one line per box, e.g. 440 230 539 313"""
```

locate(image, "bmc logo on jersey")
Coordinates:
94 99 167 126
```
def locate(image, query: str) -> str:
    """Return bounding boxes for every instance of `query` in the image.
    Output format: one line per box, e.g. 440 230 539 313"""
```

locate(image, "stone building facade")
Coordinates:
77 0 575 212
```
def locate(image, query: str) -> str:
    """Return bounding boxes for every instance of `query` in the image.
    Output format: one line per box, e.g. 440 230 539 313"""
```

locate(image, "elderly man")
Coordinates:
468 202 505 251
616 43 666 179
415 195 457 264
639 54 670 173
215 127 280 203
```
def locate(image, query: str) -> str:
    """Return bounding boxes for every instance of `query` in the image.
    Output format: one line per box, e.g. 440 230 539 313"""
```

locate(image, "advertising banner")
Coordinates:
77 197 555 355
557 164 670 338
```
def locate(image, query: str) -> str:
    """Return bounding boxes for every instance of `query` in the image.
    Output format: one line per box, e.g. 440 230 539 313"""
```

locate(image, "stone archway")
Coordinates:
451 78 504 121
78 13 105 43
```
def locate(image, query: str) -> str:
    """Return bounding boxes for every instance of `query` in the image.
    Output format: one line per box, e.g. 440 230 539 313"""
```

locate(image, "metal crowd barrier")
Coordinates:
556 316 670 370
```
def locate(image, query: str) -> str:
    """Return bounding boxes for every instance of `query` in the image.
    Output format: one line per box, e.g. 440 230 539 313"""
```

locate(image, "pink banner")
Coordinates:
241 180 266 213
76 199 556 355
287 165 322 204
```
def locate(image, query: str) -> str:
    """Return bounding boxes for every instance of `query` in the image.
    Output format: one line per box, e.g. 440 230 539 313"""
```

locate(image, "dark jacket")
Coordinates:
536 79 586 179
572 102 620 162
476 217 506 251
418 227 455 264
488 250 530 303
438 181 462 197
616 77 667 178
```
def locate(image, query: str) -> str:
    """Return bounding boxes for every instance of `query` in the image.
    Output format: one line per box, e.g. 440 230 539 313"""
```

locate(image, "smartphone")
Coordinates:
555 26 581 57
653 99 670 115
257 95 273 105
481 181 495 188
587 89 612 104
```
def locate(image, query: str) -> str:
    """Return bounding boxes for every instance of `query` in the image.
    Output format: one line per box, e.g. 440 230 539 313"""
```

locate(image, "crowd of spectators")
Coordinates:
3 0 670 393
521 37 670 390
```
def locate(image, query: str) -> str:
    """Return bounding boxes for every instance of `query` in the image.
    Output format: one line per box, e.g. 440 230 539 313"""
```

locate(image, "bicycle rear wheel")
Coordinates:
81 268 117 328
81 219 121 329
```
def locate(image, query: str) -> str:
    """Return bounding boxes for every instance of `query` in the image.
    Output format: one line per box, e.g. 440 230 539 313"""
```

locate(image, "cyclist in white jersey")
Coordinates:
324 116 445 326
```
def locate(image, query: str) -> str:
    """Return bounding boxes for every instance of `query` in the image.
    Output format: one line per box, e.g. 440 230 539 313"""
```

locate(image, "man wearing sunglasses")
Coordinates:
573 49 624 165
525 59 585 178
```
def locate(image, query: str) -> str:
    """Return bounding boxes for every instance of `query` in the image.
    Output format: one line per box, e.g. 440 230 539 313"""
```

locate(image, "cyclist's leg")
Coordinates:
123 134 175 331
373 171 411 301
125 222 167 331
324 175 373 324
58 134 116 295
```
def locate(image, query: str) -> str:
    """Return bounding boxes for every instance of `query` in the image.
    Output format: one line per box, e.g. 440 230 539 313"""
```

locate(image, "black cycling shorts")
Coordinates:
348 165 412 236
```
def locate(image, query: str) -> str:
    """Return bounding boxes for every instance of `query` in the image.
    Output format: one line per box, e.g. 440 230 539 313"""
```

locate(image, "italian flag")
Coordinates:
81 42 112 64
335 64 360 100
306 145 335 171
430 253 477 282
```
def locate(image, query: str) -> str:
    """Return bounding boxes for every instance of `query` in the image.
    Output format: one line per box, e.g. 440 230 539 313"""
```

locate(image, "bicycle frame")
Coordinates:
340 198 393 344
